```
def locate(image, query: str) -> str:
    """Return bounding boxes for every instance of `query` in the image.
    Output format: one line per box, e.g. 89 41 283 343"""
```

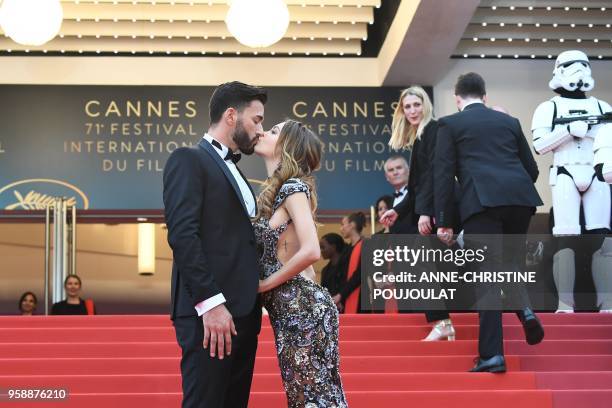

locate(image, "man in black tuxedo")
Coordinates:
434 73 545 373
383 155 415 233
163 82 266 407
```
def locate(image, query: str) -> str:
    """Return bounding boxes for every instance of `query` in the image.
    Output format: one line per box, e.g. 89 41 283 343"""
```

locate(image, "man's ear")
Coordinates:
224 107 236 126
482 94 488 104
454 95 463 112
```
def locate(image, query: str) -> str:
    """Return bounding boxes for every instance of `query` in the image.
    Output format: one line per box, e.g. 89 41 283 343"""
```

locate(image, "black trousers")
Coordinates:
463 206 534 359
173 304 262 408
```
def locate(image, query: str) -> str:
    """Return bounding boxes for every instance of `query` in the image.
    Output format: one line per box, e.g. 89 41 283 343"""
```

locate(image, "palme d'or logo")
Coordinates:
0 179 90 210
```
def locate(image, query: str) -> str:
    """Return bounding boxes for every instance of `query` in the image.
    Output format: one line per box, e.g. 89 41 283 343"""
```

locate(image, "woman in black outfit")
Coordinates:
381 86 456 341
333 212 367 313
51 275 92 315
320 233 349 311
375 195 394 234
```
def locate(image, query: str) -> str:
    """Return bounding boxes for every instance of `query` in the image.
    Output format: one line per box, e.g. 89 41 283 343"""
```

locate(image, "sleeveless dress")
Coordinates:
253 178 348 408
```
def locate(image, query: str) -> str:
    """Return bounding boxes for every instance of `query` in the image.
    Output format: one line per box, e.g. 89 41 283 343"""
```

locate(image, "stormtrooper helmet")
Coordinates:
549 50 595 92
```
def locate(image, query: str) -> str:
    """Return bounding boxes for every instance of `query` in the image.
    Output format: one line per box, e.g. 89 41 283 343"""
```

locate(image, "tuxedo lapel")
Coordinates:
198 139 250 216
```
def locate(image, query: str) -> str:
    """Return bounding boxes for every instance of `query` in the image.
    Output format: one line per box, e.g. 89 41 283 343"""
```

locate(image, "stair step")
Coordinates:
0 355 523 375
1 339 610 358
0 372 540 393
535 372 612 390
2 325 611 342
1 313 610 328
1 390 553 408
552 390 612 408
520 355 612 372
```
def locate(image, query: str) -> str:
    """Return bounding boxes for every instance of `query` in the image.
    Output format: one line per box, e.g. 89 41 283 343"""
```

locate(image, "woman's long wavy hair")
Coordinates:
389 86 434 151
256 119 323 220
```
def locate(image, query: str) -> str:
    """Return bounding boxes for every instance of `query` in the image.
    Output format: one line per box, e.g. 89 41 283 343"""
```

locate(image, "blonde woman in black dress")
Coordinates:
380 86 456 341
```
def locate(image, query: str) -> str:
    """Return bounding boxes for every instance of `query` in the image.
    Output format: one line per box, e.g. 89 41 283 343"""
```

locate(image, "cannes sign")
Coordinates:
0 179 90 210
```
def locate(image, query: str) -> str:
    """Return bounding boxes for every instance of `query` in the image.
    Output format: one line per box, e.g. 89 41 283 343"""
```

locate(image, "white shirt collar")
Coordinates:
462 100 484 111
395 184 408 194
203 134 229 159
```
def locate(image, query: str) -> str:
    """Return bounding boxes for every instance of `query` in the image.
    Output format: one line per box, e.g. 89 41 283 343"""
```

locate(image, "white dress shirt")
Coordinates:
195 134 257 316
392 184 408 207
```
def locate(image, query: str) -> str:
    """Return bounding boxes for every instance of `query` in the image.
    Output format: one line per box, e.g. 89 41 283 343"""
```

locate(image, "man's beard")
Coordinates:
232 118 256 155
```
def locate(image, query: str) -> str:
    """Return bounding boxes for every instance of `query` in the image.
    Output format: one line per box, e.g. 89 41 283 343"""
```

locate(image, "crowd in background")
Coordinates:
318 84 458 342
17 274 95 316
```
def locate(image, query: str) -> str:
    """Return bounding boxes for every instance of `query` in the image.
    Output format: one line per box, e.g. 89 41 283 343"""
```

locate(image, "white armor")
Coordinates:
532 50 612 313
592 111 612 184
592 238 612 312
548 50 595 92
533 95 611 235
532 51 611 235
552 248 575 312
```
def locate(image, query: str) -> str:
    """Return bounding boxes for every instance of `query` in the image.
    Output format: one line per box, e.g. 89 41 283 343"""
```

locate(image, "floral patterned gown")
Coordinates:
253 178 348 408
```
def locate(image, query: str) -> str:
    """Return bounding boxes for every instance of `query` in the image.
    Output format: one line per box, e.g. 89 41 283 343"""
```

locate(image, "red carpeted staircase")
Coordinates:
0 313 611 407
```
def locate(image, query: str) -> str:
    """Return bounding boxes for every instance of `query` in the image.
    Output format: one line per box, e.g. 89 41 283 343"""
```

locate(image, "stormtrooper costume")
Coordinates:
531 50 612 312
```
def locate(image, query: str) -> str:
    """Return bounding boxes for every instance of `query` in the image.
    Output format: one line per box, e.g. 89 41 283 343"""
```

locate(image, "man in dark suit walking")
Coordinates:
163 82 266 407
434 73 545 373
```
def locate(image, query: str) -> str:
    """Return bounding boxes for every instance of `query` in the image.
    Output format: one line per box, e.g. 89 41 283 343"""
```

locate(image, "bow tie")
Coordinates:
224 150 241 164
394 189 406 198
210 138 241 164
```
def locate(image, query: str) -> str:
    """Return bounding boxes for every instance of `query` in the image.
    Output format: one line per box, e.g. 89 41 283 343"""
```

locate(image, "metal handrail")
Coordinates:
71 205 76 277
44 205 51 315
43 198 77 315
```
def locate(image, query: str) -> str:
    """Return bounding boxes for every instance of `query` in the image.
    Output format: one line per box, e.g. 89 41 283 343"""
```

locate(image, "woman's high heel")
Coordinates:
422 319 456 341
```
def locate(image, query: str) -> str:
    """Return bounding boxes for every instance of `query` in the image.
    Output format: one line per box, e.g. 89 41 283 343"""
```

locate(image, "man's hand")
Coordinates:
332 294 342 306
380 209 398 227
202 304 237 360
418 215 433 235
436 227 454 245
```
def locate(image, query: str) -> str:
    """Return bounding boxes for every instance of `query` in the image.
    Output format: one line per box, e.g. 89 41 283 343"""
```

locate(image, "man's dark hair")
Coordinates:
454 72 486 99
209 81 268 125
321 233 347 254
347 212 367 233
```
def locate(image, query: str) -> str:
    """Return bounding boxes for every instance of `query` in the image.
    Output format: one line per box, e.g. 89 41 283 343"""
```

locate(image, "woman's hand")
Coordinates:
418 215 433 235
332 295 344 312
258 279 271 293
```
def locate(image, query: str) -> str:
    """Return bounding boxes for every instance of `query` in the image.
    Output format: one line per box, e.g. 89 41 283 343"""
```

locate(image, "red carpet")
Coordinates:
0 313 610 407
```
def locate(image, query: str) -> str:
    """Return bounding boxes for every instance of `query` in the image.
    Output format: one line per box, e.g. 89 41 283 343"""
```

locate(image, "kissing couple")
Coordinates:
163 81 348 408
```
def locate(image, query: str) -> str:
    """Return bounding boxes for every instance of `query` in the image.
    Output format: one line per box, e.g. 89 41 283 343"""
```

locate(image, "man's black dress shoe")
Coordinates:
518 308 545 345
469 355 506 373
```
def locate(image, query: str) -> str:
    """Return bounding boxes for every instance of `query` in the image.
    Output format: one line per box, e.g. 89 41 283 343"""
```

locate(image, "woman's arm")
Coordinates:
259 192 321 292
416 123 438 235
415 121 437 217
